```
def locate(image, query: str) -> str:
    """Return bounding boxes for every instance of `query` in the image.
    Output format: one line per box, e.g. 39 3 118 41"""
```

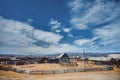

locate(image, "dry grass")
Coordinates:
0 68 120 80
0 70 45 80
12 62 103 71
0 62 120 80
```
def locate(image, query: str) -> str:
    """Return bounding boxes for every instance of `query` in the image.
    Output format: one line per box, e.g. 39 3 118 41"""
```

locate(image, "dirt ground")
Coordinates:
0 68 120 80
12 62 103 71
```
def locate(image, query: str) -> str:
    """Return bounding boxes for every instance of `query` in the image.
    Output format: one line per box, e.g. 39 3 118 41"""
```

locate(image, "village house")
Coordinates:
49 58 59 63
56 53 70 64
0 57 10 65
40 57 50 63
8 56 26 65
108 54 120 67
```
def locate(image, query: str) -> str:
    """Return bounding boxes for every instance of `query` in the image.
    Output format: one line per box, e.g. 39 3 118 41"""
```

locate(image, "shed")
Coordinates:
108 54 120 60
89 57 109 65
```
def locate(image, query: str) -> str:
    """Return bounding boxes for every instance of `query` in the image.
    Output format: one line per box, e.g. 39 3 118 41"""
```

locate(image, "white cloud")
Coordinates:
74 39 92 46
73 20 120 52
33 29 63 44
74 36 99 46
82 1 120 25
68 34 74 37
73 38 101 52
55 29 61 33
68 0 120 30
49 19 73 36
0 17 85 54
47 44 81 53
49 19 64 34
0 17 63 48
27 18 34 23
0 17 83 54
49 19 61 30
94 21 120 47
63 28 71 33
74 20 120 51
70 17 87 30
67 0 120 52
68 0 83 13
0 17 35 47
0 44 82 54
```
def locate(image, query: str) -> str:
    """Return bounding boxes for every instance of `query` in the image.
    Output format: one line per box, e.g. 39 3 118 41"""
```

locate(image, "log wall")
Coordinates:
0 66 113 74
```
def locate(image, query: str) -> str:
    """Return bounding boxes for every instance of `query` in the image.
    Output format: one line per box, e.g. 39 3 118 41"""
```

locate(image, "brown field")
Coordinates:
0 62 120 80
12 62 103 71
0 68 120 80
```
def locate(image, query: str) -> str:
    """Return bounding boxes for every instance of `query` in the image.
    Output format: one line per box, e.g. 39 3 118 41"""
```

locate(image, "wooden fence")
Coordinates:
0 66 113 74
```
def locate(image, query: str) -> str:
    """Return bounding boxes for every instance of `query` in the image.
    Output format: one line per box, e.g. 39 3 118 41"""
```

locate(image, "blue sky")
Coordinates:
0 0 120 54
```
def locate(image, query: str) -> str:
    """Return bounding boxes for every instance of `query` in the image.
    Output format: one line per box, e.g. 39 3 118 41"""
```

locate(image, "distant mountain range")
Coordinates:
0 52 120 57
47 52 120 57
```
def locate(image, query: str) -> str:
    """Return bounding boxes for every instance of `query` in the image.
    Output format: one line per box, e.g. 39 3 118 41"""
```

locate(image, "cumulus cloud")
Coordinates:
63 28 72 33
68 0 120 30
33 29 63 44
0 17 63 48
0 44 81 54
0 17 82 54
55 29 61 33
49 19 63 34
0 17 35 47
49 19 73 37
49 19 61 30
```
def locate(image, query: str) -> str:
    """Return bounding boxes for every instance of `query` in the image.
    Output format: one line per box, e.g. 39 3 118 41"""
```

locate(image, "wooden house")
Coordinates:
9 60 26 65
0 57 10 65
40 57 50 63
49 58 59 63
108 54 120 67
56 53 70 63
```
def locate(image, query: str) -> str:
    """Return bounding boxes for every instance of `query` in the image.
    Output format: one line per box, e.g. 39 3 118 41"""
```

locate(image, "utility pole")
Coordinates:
83 49 86 68
83 49 85 58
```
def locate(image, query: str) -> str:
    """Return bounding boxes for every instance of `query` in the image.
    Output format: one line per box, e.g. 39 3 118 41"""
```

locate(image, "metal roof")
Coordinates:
89 57 109 61
108 54 120 59
56 53 68 59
